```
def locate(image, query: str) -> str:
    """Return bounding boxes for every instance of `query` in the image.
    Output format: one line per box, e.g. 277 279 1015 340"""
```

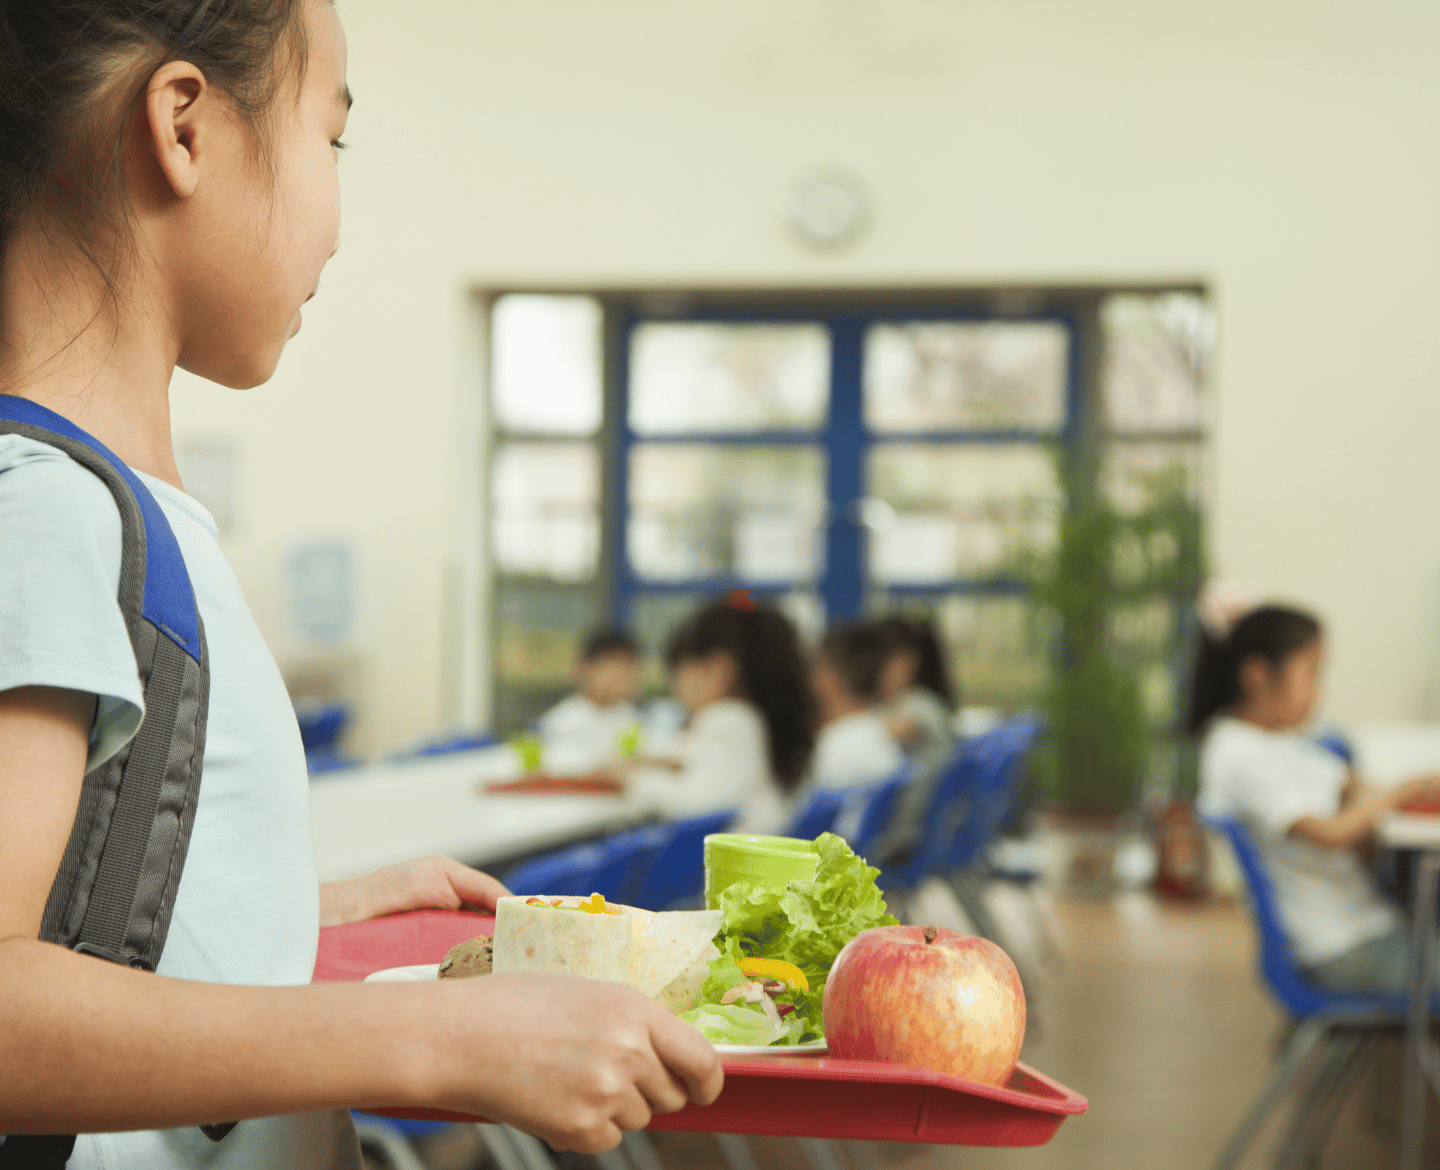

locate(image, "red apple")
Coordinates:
822 924 1025 1086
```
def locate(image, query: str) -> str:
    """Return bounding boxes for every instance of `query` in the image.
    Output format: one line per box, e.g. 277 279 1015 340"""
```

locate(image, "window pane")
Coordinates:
628 445 826 580
492 442 599 581
865 321 1067 432
924 595 1052 711
1101 440 1204 515
494 580 597 732
492 295 602 435
629 323 829 434
867 444 1059 581
1102 293 1214 432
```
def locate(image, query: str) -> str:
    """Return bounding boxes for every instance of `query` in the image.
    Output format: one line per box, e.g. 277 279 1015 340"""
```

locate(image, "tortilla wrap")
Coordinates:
490 897 722 1011
491 896 634 983
654 942 720 1015
626 907 724 998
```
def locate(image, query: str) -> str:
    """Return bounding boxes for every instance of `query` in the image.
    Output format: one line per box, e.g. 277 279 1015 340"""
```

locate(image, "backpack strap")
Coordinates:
0 396 208 971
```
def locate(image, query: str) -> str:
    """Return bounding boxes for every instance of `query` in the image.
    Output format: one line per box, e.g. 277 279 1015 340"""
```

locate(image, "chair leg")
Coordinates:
1271 1029 1363 1170
796 1137 847 1170
713 1134 762 1170
620 1132 663 1170
1291 1032 1381 1170
351 1118 431 1170
846 1141 882 1170
1211 1019 1329 1170
505 1127 562 1170
476 1125 534 1170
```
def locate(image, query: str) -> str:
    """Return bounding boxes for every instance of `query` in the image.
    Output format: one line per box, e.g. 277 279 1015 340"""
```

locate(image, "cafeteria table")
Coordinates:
1377 811 1440 1170
308 746 648 881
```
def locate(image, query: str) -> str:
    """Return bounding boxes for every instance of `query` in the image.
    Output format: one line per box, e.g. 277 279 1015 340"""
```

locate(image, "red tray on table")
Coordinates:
482 775 624 796
314 910 1086 1146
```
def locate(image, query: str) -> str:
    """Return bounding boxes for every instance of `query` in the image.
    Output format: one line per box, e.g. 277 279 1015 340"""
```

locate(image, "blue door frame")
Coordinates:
609 307 1082 628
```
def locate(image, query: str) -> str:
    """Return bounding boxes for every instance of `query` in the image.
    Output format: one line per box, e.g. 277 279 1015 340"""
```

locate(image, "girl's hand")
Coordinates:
319 856 509 927
411 972 723 1152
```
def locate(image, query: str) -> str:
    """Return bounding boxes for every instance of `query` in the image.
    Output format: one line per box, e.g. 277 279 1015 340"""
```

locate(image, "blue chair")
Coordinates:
878 735 987 899
304 746 362 777
946 715 1044 873
504 824 667 905
394 729 502 760
295 702 362 776
1204 816 1430 1169
834 765 913 863
783 787 850 841
633 809 737 910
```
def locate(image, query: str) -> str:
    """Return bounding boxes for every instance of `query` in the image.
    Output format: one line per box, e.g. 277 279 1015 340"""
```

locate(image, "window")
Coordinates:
485 288 1210 735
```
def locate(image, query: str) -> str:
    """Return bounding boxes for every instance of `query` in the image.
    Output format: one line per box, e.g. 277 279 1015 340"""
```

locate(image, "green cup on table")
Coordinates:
510 732 543 774
703 833 819 909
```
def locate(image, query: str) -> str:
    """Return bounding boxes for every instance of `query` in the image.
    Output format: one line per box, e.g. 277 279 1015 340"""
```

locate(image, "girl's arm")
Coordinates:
0 687 722 1150
318 855 511 928
1288 771 1440 850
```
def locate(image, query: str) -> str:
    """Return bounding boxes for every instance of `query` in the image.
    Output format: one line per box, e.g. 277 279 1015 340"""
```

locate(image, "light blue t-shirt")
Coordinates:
0 434 360 1170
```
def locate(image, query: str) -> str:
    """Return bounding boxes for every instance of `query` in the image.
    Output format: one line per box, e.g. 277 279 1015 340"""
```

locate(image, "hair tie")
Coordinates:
727 590 759 614
1195 580 1266 641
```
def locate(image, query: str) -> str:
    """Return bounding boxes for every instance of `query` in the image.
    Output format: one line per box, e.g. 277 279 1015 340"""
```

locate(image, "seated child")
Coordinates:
868 616 959 861
1191 598 1440 991
536 629 642 772
626 594 815 835
810 622 904 790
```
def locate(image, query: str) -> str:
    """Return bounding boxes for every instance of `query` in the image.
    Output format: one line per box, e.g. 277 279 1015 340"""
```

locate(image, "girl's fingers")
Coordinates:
610 1085 654 1135
649 1012 724 1105
437 856 510 908
633 1057 691 1115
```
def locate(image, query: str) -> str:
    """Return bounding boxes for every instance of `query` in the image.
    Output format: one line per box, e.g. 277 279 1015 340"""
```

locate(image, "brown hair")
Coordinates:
0 0 311 307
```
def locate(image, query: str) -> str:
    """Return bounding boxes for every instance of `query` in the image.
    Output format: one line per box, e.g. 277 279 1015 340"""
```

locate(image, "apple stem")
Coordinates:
923 926 937 944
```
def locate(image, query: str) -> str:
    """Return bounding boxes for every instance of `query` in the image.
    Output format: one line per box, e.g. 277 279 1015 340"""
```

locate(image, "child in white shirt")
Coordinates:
810 623 904 791
536 629 643 773
626 595 815 835
1192 601 1440 990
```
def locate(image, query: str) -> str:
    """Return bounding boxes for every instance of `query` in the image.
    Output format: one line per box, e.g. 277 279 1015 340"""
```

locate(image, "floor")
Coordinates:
377 889 1436 1170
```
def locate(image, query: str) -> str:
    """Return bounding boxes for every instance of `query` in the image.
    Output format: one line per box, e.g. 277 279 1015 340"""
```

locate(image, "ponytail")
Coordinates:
1183 605 1322 735
666 595 816 792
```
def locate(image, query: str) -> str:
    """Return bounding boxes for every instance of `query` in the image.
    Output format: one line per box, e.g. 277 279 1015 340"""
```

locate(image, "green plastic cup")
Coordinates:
704 833 819 908
510 733 544 774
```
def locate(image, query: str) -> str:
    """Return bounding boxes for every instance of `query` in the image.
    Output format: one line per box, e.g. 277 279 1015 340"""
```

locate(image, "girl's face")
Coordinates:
165 0 349 388
1240 637 1325 730
877 647 918 702
672 651 738 715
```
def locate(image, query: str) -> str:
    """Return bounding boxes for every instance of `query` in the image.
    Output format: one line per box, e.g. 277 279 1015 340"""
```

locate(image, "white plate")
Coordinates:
363 965 828 1055
364 963 441 982
714 1039 828 1057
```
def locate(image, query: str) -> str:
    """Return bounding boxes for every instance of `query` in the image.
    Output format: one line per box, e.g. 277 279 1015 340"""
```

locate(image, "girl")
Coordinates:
809 622 903 791
1189 599 1440 991
627 595 815 835
0 2 719 1166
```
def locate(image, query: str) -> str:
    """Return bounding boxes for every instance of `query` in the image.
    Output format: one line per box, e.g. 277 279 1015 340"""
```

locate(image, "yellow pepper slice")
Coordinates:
738 957 809 992
580 893 608 914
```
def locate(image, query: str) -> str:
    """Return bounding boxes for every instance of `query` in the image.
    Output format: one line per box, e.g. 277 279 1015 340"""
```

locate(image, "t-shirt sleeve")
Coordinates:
1210 734 1341 839
0 437 144 769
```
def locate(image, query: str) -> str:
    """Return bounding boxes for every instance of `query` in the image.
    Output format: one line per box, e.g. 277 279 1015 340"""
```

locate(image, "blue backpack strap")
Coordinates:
0 396 208 972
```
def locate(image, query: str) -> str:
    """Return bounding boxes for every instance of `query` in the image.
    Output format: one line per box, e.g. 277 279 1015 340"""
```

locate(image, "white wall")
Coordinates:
170 0 1440 754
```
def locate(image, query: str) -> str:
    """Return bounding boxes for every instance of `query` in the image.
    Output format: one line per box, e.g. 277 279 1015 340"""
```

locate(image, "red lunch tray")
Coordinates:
482 775 624 796
1399 798 1440 817
314 909 1086 1146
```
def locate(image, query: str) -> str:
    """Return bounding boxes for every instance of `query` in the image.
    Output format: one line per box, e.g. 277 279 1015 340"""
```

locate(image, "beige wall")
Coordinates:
170 0 1440 754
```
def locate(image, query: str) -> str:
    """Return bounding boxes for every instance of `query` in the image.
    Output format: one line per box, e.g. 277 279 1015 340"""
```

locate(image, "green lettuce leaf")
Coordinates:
701 832 897 1044
679 1001 788 1047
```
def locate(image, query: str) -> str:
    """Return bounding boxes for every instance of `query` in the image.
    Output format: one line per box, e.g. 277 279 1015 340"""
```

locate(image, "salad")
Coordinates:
680 832 896 1047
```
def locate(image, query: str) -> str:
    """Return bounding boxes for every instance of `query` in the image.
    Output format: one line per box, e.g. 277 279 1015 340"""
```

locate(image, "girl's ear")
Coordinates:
1236 654 1274 701
143 61 210 199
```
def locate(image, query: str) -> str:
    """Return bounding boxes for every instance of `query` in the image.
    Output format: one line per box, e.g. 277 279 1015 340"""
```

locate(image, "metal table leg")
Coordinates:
1401 849 1440 1170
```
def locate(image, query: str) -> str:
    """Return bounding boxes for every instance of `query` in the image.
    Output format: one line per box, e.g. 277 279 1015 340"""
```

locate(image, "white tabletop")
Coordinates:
1378 812 1440 850
308 745 646 882
1355 723 1440 789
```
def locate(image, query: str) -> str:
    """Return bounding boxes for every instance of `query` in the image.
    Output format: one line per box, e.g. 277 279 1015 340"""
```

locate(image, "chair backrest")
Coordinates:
1203 815 1396 1019
396 730 502 760
946 715 1044 871
633 808 737 910
783 787 849 842
884 736 987 889
504 824 666 903
834 764 912 862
